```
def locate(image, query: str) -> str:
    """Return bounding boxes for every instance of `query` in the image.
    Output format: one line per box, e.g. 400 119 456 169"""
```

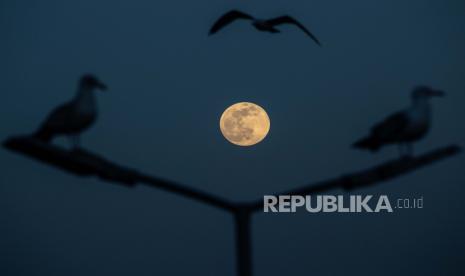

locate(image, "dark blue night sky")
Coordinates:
1 1 465 275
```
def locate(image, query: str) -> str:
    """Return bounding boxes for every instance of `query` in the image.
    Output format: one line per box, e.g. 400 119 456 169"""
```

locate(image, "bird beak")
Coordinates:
431 90 445 97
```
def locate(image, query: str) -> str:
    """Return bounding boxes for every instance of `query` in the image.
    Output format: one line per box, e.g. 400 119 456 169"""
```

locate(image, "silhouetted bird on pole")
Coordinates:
209 10 322 46
34 74 107 148
353 86 445 156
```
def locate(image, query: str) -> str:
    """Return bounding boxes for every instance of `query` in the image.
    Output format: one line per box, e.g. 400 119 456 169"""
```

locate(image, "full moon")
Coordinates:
220 102 270 146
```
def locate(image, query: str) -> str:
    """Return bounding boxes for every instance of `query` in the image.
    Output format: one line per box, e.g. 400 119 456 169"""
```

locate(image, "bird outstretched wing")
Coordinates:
209 10 254 35
267 16 321 46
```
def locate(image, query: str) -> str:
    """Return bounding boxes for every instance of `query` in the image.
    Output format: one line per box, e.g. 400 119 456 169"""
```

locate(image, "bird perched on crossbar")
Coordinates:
34 74 107 148
209 10 322 46
353 86 445 157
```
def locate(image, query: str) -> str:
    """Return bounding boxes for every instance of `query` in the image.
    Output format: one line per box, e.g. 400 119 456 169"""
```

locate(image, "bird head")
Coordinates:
411 86 445 100
80 74 108 91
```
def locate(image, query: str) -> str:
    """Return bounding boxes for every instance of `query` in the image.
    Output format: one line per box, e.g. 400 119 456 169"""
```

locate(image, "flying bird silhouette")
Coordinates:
353 86 445 156
34 74 107 148
209 10 321 46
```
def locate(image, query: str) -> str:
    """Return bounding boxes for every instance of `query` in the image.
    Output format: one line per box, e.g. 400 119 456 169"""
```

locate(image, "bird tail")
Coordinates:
33 127 53 142
352 136 381 152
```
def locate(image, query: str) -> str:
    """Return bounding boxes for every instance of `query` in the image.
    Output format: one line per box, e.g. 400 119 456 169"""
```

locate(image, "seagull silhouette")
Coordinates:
353 86 445 156
34 74 107 148
209 10 322 46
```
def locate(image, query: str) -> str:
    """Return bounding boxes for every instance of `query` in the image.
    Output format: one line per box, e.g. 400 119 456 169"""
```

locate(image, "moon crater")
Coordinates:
220 102 270 146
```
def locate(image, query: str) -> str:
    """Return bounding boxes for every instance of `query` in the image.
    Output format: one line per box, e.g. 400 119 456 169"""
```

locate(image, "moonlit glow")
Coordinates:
220 102 270 146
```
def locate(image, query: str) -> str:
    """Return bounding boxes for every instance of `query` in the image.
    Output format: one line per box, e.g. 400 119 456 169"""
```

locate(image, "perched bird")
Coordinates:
209 10 321 46
34 74 107 148
353 86 445 156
